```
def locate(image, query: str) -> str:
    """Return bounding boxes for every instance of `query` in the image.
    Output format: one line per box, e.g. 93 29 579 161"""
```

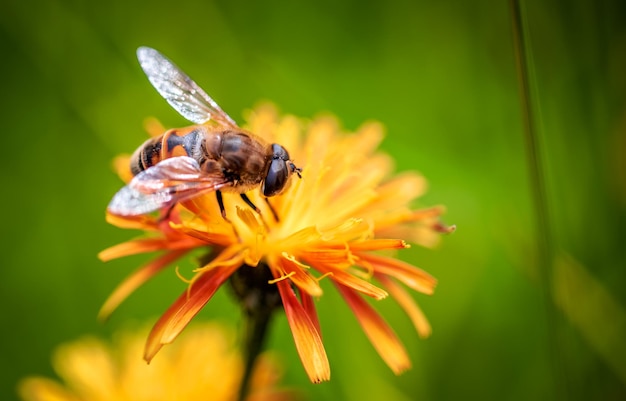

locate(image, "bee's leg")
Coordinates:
216 190 229 221
240 193 261 214
264 198 280 223
216 190 241 240
240 193 273 230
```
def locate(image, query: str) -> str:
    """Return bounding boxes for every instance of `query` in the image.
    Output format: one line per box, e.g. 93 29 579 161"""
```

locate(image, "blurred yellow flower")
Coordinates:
100 104 454 383
18 322 293 401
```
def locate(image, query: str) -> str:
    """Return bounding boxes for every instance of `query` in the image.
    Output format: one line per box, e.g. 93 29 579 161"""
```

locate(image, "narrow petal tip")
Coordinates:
434 222 456 234
143 341 163 364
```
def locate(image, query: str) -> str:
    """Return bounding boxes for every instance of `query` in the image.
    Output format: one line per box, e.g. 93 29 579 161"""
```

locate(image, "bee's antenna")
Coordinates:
290 163 302 178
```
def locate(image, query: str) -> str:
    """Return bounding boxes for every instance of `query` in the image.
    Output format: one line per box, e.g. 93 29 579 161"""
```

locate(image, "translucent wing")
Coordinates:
137 46 238 127
108 156 231 216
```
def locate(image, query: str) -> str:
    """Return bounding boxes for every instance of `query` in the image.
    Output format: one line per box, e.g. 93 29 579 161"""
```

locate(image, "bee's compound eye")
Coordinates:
263 158 289 197
262 144 291 197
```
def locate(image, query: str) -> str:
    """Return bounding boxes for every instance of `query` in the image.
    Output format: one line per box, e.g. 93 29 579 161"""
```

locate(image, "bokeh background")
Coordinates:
1 0 624 400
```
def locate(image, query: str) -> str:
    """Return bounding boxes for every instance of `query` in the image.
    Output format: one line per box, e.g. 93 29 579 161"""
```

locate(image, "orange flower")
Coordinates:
18 322 295 401
100 104 454 383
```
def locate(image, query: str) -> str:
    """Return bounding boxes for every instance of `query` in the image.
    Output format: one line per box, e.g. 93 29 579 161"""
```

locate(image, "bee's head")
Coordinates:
262 144 302 197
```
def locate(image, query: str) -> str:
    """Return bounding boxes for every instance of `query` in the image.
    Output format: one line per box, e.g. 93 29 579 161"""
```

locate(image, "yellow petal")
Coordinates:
142 116 166 138
18 377 80 401
112 155 133 184
52 338 117 400
365 173 428 216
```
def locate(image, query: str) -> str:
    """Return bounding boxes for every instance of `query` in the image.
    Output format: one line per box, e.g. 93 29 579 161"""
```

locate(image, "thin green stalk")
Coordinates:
510 0 567 398
229 263 281 401
237 309 273 401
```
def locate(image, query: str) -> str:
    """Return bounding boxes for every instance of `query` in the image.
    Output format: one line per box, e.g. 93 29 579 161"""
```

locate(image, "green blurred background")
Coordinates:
1 0 624 399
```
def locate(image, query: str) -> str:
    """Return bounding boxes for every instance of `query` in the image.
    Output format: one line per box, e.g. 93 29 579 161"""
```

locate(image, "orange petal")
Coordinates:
329 239 409 252
376 274 432 338
300 290 321 335
144 261 241 362
311 261 388 300
275 279 330 383
98 250 189 321
357 253 437 295
335 283 411 374
169 222 234 247
299 250 353 267
98 238 198 262
105 212 158 231
276 254 323 297
301 239 408 265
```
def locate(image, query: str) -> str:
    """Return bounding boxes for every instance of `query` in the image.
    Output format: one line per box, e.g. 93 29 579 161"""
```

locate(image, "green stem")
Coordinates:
229 263 281 401
510 0 567 398
237 308 273 401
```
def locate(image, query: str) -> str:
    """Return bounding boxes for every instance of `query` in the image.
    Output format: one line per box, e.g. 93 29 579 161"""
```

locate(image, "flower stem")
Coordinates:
229 263 282 401
238 305 274 401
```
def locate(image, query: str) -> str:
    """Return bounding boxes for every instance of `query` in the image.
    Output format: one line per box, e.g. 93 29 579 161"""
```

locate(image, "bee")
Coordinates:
107 47 302 218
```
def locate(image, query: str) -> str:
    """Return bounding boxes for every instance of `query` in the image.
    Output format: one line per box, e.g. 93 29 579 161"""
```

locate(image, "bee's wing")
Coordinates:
107 156 231 216
137 46 238 128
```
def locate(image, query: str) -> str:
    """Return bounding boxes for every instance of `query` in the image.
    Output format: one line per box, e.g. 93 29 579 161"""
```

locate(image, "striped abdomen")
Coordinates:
130 126 204 175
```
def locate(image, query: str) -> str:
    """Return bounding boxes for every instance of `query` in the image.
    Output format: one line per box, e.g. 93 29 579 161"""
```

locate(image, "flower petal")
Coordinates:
169 221 235 247
18 377 80 401
357 253 437 295
275 279 330 383
98 238 199 261
275 253 323 297
105 211 158 231
311 261 388 300
299 249 353 267
353 121 385 153
98 250 189 321
377 172 427 202
112 154 133 184
376 274 432 338
374 206 454 248
299 240 406 271
335 283 411 374
300 290 321 335
52 338 117 400
144 257 241 362
326 239 409 251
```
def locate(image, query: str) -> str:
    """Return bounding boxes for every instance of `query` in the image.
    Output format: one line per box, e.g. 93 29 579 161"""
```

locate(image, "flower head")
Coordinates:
100 104 454 383
18 322 294 401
